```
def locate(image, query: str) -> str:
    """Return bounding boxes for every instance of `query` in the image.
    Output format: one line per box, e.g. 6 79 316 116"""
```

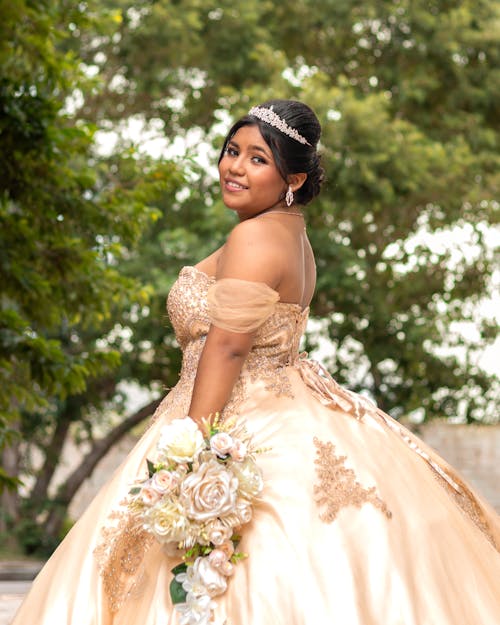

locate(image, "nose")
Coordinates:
228 154 245 175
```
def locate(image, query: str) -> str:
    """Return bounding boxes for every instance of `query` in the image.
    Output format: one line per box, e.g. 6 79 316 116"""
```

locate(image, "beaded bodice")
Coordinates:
167 266 308 389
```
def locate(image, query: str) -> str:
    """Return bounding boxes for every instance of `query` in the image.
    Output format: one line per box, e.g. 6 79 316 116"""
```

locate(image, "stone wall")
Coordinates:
69 422 500 518
419 422 500 512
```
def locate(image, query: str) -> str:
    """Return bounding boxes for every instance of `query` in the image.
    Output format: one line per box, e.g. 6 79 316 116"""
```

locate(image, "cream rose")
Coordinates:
176 463 189 476
207 549 227 569
206 522 232 546
151 469 179 494
145 499 192 543
229 439 247 462
219 560 234 577
192 556 227 597
141 485 161 505
180 459 238 522
157 417 205 463
230 456 264 499
207 550 235 577
209 432 234 457
235 499 253 524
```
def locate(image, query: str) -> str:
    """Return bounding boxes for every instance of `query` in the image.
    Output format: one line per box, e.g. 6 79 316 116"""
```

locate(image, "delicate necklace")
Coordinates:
255 209 304 218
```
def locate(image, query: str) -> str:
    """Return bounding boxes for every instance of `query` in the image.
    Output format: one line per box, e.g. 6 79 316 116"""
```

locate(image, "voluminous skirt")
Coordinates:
12 267 500 624
11 368 500 625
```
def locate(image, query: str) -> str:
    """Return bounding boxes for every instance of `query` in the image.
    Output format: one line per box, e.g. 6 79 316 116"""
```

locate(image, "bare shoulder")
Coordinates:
217 218 287 286
228 216 284 245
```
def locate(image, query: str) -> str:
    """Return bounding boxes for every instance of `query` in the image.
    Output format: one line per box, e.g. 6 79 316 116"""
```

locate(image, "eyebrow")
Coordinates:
228 139 271 157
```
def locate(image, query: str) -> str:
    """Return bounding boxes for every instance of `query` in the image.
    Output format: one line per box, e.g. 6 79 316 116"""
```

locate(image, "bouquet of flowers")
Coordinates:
127 414 264 625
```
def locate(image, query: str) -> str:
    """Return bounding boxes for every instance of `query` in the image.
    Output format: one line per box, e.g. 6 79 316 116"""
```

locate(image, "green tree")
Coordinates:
3 0 499 555
0 0 182 550
82 0 499 419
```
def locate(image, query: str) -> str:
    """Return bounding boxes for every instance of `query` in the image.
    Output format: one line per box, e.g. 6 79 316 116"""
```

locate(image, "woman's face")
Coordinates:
218 124 287 220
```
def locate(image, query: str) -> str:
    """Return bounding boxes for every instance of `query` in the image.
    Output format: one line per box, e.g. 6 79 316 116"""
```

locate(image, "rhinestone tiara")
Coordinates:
248 106 311 146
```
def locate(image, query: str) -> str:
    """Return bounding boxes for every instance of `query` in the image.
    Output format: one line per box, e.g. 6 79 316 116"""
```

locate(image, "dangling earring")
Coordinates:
285 185 294 207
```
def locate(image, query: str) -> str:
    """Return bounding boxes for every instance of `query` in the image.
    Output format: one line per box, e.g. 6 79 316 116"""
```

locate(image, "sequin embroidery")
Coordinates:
167 266 306 414
94 508 154 612
432 471 500 552
95 266 310 611
313 437 392 522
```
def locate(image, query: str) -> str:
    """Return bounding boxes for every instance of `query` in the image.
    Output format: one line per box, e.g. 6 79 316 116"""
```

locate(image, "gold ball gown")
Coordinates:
12 266 500 625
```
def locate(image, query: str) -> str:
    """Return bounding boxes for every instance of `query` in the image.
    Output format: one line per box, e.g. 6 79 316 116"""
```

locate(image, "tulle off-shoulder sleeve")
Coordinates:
207 278 280 333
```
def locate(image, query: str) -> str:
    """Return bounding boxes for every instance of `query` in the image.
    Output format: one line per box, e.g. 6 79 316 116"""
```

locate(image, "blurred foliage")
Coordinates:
81 0 499 419
1 0 499 553
0 0 182 507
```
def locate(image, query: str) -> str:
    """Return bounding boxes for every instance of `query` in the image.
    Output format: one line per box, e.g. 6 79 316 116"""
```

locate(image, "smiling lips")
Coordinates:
224 179 248 191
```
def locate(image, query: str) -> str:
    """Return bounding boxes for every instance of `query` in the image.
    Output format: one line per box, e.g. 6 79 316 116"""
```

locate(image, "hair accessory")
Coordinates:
285 185 294 207
249 106 311 146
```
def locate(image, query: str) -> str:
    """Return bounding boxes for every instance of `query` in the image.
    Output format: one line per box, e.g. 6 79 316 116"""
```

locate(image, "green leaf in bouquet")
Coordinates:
170 563 188 604
129 486 141 495
231 551 248 563
171 563 188 576
147 459 155 478
184 544 205 561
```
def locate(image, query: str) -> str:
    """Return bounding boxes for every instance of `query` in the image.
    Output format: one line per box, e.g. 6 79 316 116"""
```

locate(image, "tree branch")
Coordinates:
45 397 162 537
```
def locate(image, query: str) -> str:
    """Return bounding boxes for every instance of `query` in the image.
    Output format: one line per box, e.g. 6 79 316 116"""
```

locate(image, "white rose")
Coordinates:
229 439 247 462
209 432 234 457
180 459 238 522
230 456 264 499
151 469 179 494
157 417 205 463
193 556 227 597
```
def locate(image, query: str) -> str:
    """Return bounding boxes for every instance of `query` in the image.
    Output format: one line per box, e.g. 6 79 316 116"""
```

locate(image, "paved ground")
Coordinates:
0 561 43 625
0 581 31 625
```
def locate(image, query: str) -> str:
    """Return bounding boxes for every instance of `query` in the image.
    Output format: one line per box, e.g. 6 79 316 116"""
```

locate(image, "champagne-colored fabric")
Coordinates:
12 265 500 625
207 277 280 333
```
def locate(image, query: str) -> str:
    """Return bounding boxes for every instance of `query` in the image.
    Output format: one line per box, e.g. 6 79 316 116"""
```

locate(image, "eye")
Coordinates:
226 146 238 157
251 155 267 165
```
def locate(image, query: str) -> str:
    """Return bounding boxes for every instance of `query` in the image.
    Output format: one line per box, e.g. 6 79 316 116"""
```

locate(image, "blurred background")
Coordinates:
1 0 499 577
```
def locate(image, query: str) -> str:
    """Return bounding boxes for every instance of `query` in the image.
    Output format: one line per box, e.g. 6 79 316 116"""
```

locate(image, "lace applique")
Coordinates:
313 437 392 522
221 365 293 420
94 507 154 612
166 266 306 415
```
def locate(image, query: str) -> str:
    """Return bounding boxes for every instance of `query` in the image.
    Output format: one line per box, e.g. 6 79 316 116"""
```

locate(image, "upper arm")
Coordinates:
216 219 285 288
204 219 283 353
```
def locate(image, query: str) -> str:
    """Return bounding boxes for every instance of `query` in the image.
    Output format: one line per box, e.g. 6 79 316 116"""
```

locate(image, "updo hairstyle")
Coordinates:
219 99 324 206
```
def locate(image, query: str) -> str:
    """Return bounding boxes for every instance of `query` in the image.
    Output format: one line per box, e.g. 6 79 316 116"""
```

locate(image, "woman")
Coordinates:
12 100 500 625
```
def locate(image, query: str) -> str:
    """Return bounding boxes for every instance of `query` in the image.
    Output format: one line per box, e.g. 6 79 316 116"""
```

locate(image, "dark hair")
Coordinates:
218 99 324 206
